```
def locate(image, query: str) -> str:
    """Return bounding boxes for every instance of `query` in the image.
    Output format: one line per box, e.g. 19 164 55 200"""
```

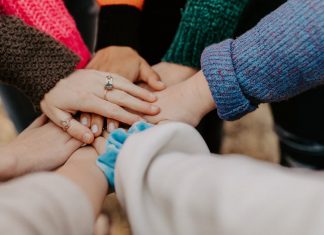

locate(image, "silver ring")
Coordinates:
104 74 114 90
61 117 72 132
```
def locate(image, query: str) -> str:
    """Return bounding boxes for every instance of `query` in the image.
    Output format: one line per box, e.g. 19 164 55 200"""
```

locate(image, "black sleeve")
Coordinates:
96 5 142 51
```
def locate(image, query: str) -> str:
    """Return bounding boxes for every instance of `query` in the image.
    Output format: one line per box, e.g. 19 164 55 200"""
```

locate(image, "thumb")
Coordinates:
25 114 48 130
139 60 165 91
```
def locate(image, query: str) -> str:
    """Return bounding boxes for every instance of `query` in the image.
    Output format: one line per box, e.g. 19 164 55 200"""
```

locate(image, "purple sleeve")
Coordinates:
201 0 324 120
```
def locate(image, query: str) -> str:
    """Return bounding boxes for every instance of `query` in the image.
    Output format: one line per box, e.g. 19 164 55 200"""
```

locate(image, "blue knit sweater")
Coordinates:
201 0 324 121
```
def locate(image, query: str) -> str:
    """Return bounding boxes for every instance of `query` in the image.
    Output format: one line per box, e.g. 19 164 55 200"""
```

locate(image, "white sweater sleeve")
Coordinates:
0 172 94 235
115 122 324 235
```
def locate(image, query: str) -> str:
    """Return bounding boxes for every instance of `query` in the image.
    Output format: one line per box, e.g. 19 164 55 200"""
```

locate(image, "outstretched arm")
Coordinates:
116 122 324 235
0 146 108 235
146 0 324 125
163 0 250 68
201 0 324 120
154 0 250 88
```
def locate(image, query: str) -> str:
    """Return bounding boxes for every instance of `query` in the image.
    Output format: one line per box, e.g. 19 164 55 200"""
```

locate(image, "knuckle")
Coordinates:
40 100 46 111
43 93 52 103
108 106 122 119
110 104 121 115
143 103 153 113
116 91 128 101
79 91 91 101
69 126 85 141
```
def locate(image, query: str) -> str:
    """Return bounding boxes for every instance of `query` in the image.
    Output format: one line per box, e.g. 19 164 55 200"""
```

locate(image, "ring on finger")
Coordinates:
60 117 72 132
104 73 114 91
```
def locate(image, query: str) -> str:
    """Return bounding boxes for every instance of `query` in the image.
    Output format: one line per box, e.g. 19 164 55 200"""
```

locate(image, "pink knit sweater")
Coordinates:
2 0 91 69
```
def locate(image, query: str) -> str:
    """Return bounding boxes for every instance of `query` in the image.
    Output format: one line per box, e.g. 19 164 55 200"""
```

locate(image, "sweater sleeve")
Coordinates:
201 0 324 121
0 14 78 108
97 0 144 10
115 122 324 235
96 1 145 51
0 173 93 235
162 0 250 68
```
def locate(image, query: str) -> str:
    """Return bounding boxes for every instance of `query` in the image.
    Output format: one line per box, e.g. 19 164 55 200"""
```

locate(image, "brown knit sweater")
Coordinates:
0 14 79 107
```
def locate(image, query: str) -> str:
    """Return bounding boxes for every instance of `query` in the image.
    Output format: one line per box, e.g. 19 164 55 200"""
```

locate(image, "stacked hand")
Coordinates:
84 46 165 134
41 69 160 144
0 115 82 180
40 46 215 145
145 71 216 126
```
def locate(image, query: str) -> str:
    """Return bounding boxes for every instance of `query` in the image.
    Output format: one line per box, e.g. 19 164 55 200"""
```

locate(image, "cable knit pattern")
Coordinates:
201 0 324 120
0 14 79 108
163 0 249 68
2 0 91 69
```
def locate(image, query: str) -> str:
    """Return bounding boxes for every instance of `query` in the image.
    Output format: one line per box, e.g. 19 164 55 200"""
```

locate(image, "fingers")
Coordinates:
79 95 143 125
94 214 110 235
66 138 83 152
42 102 94 144
25 114 48 130
93 136 107 155
102 130 109 139
106 118 119 133
90 114 104 137
139 60 165 91
105 89 160 115
80 113 91 128
142 114 165 125
81 113 116 135
112 74 157 102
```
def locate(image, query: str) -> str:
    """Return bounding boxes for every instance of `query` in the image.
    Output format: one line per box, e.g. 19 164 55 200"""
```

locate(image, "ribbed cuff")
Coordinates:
96 5 141 51
201 40 257 121
162 22 209 68
163 0 249 69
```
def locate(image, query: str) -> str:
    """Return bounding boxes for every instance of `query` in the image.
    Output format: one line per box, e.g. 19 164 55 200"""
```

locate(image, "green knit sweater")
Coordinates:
163 0 250 68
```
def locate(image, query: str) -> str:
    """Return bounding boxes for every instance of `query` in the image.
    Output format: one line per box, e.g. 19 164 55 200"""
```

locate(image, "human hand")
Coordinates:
85 47 165 134
41 69 160 143
152 62 198 87
0 115 82 180
87 46 165 90
144 71 216 126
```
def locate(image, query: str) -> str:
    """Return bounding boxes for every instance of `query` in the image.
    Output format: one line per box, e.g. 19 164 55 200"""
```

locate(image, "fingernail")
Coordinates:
149 93 157 100
158 81 165 87
81 117 88 126
83 133 92 143
151 105 159 113
138 117 146 122
108 122 116 132
91 124 98 134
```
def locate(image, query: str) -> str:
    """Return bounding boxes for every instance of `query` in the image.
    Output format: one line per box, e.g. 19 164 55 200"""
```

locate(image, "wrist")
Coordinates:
187 71 216 118
0 145 18 181
57 148 108 216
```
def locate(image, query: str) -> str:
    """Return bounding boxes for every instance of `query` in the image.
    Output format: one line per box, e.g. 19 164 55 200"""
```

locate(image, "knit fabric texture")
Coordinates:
0 14 79 108
163 0 249 68
201 0 324 121
2 0 91 69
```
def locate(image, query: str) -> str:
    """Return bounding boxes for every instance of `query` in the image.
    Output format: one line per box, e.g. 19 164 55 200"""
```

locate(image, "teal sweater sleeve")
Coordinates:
163 0 250 68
